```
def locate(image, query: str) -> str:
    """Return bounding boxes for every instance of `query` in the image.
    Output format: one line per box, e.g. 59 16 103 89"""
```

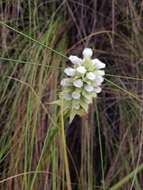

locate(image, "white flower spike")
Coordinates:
94 86 102 93
64 67 75 76
83 48 93 58
60 78 72 87
95 70 105 76
76 66 87 74
72 92 81 99
84 85 94 92
59 48 106 122
92 58 105 69
86 72 96 81
73 79 83 88
95 75 104 86
69 55 82 65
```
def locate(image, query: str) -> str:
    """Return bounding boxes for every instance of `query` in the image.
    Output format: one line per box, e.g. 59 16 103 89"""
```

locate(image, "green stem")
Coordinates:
60 100 72 190
105 78 142 103
0 21 68 59
110 164 143 190
95 104 105 189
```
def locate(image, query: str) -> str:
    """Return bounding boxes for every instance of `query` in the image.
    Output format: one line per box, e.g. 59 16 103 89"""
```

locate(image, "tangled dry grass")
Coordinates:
0 0 143 189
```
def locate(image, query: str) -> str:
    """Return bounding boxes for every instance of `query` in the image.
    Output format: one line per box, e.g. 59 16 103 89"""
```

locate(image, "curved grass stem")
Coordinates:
110 164 143 190
0 21 68 59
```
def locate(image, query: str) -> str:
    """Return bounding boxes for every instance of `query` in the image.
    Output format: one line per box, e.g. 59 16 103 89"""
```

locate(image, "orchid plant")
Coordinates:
57 48 106 123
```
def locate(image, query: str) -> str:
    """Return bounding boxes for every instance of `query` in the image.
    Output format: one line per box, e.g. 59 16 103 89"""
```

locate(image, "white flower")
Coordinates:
72 92 81 99
94 86 102 93
84 85 94 92
73 79 83 88
60 78 72 86
76 66 87 74
95 70 105 76
83 48 93 58
92 58 105 69
95 76 104 86
69 55 82 65
86 72 96 80
63 93 72 100
64 67 75 76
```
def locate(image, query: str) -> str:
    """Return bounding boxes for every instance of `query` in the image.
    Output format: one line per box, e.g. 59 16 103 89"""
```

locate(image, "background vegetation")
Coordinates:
0 0 143 189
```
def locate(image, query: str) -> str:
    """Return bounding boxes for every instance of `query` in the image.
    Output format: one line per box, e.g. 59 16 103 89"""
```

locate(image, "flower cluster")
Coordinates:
60 48 106 122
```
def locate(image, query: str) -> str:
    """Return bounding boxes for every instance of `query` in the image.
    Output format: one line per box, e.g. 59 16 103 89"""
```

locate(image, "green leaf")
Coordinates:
91 92 97 98
69 108 77 123
63 87 74 93
80 98 89 112
82 90 90 98
63 101 71 111
83 78 92 85
49 100 61 105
